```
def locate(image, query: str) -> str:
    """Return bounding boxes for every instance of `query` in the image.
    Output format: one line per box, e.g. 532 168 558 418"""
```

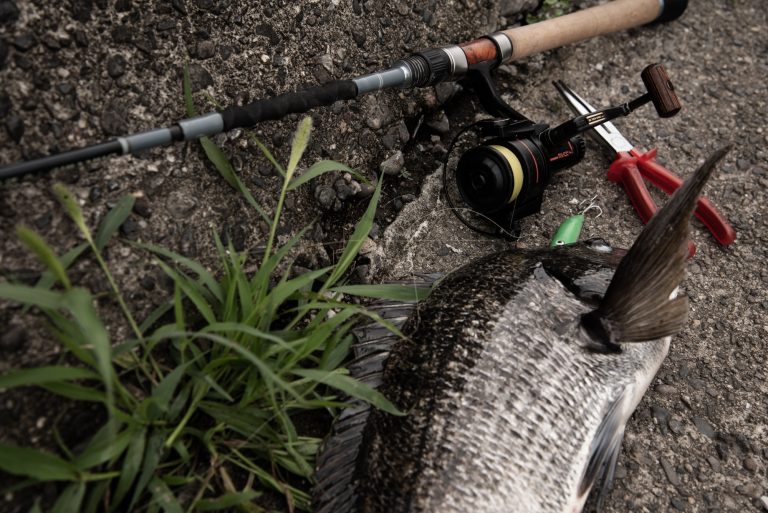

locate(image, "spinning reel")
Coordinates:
445 63 681 238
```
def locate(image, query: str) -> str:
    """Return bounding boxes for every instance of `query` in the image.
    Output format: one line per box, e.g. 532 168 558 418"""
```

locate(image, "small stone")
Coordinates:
167 191 197 217
381 133 397 150
0 0 20 25
0 326 25 351
132 197 151 218
655 384 676 395
100 102 127 136
358 183 375 198
5 115 23 143
668 417 684 435
426 112 450 134
707 455 721 472
106 54 127 78
744 456 758 472
652 406 670 435
12 33 37 52
70 0 93 22
736 483 764 498
380 151 404 176
435 82 460 104
156 19 177 31
334 181 355 201
139 276 155 291
114 0 131 11
195 40 215 60
171 0 187 14
119 218 139 238
659 456 681 486
0 93 10 118
187 63 213 91
111 25 132 44
670 497 686 511
0 39 8 69
692 416 716 439
88 186 101 202
760 496 768 510
315 186 337 210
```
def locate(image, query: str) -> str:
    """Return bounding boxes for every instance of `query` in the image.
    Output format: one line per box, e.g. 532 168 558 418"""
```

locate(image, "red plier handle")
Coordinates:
607 149 736 253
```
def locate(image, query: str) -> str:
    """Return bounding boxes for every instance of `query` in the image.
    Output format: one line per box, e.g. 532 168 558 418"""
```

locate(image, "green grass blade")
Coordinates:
183 63 197 117
0 366 99 390
156 260 217 325
16 225 71 289
50 482 86 513
41 382 107 403
128 429 167 511
323 176 382 289
245 133 286 177
82 480 110 513
0 443 79 481
195 490 260 511
95 195 136 251
149 476 183 513
64 289 114 407
330 283 432 301
293 368 403 416
25 243 88 313
139 300 174 335
53 183 93 244
0 283 62 310
285 116 312 182
72 426 132 470
111 427 147 509
136 242 224 303
287 159 368 191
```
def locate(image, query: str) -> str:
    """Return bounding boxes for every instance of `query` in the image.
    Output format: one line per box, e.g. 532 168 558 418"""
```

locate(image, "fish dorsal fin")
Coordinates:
581 147 731 345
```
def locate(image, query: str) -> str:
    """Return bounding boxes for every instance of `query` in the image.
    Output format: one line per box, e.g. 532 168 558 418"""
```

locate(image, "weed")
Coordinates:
526 0 573 23
0 102 429 511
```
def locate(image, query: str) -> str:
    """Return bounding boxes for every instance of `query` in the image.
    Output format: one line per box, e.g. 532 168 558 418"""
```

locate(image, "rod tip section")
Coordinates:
655 0 688 23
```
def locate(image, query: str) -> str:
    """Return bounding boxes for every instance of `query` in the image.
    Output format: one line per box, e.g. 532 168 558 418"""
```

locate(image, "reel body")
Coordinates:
449 118 585 238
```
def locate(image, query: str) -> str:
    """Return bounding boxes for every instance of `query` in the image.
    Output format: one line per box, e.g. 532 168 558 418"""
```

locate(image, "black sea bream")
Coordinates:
313 148 730 513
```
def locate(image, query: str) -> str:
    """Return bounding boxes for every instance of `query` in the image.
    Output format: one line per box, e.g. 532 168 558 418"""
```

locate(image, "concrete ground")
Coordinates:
1 0 766 512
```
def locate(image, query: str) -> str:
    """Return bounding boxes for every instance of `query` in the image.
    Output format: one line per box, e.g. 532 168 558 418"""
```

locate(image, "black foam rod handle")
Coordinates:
220 80 358 131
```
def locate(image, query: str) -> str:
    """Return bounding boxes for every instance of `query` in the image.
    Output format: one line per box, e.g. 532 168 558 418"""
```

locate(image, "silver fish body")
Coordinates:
358 246 667 513
313 148 730 513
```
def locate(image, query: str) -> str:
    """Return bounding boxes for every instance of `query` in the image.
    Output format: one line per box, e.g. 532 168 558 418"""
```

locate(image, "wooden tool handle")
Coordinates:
641 63 682 117
503 0 663 60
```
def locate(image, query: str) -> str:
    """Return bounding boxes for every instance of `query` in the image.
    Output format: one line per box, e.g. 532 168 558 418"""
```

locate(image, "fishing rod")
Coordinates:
0 0 687 180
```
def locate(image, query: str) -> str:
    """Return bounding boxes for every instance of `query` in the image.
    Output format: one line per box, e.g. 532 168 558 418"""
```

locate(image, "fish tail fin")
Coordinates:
581 146 732 345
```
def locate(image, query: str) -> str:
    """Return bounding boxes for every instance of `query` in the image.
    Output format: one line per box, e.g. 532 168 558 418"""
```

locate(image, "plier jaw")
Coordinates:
553 80 736 255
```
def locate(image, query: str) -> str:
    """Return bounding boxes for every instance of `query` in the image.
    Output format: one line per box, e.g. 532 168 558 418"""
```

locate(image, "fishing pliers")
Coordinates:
554 81 736 257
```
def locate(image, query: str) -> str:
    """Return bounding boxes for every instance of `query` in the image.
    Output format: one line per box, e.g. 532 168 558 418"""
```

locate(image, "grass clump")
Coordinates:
0 110 429 512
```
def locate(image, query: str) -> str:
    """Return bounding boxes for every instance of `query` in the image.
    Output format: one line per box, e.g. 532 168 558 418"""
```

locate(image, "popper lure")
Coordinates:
0 0 687 180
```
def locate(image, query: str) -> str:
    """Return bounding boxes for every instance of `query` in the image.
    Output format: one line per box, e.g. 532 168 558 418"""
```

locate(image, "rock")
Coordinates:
670 497 686 511
0 325 25 351
315 185 337 210
12 33 37 52
171 0 186 14
358 183 375 198
426 112 450 134
133 197 151 218
220 222 246 252
187 63 213 91
111 25 132 44
106 54 127 78
744 456 758 472
5 115 23 143
0 92 10 118
659 456 681 486
692 416 716 439
334 180 355 201
652 406 670 435
0 0 20 25
380 150 404 176
70 0 93 22
119 218 139 238
166 191 197 217
736 483 764 498
0 39 8 69
195 40 215 60
100 102 127 136
139 276 155 291
363 95 392 130
760 496 768 511
435 82 460 104
114 0 131 11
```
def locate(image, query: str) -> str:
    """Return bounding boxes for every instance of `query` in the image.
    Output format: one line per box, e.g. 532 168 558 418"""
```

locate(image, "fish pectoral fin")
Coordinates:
581 146 731 346
578 391 627 512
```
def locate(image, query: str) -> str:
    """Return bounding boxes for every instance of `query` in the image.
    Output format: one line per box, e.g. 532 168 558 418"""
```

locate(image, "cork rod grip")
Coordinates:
503 0 662 61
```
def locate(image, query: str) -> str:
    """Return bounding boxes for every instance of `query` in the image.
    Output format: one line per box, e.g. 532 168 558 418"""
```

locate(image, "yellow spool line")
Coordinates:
490 145 523 202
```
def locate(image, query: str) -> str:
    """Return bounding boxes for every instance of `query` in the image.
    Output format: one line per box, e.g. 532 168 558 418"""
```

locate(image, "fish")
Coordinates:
312 147 731 513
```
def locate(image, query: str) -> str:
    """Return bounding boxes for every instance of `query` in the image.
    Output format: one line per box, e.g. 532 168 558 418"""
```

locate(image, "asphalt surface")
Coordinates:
1 0 766 512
